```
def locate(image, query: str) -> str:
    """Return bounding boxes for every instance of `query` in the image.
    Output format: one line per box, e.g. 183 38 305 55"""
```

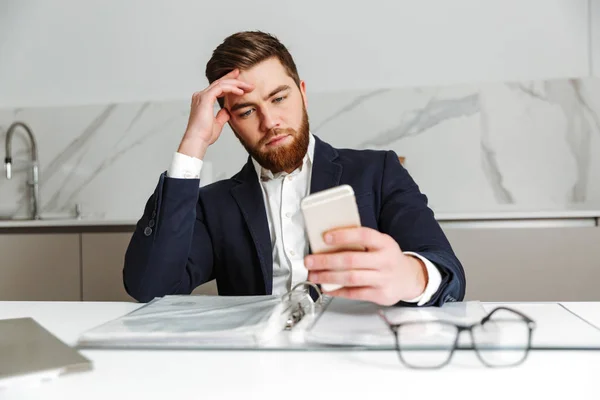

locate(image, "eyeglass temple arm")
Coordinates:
481 306 535 325
377 310 399 332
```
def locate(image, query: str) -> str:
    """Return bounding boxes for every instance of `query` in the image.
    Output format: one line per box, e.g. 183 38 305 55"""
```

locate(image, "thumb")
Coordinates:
215 108 231 130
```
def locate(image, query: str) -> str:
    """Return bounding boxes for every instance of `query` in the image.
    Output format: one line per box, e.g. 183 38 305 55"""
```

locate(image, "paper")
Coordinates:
78 295 289 349
304 298 487 347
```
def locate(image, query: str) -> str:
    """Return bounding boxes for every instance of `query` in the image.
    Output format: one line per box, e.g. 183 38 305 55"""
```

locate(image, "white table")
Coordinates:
1 301 599 400
561 302 600 329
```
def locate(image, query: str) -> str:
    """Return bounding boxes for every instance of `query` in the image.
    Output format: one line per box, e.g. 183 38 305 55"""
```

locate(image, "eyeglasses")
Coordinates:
378 306 536 369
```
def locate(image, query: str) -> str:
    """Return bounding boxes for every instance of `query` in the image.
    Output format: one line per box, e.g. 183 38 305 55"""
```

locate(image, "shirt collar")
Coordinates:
252 132 316 181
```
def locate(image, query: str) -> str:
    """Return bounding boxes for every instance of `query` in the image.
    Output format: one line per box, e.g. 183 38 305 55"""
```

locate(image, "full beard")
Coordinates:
236 104 310 174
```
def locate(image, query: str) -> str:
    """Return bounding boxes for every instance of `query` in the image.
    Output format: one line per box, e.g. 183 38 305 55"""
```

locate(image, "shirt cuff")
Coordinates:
167 152 203 183
402 251 442 306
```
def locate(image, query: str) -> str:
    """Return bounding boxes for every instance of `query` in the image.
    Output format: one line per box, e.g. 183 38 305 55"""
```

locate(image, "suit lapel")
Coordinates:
230 159 273 294
310 136 343 194
307 137 343 258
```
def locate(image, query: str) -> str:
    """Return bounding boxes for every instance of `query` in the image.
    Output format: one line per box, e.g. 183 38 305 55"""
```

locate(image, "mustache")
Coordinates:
258 128 295 147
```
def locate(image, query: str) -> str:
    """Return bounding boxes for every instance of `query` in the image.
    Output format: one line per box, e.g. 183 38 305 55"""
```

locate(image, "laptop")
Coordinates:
0 317 92 389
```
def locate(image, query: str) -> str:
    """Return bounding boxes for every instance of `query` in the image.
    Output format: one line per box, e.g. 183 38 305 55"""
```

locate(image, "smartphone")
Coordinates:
300 184 364 292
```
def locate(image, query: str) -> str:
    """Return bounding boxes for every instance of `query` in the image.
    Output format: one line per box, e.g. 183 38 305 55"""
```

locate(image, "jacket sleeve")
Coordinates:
378 151 466 306
123 173 215 302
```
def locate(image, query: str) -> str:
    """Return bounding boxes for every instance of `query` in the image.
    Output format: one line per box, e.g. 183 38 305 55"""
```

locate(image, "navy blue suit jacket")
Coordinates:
123 136 465 305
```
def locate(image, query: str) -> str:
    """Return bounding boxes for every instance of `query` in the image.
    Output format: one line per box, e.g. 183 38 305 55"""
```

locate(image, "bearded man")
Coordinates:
123 31 465 307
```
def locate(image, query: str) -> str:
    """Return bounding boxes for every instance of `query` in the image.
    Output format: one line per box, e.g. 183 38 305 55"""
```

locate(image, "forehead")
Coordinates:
238 57 292 87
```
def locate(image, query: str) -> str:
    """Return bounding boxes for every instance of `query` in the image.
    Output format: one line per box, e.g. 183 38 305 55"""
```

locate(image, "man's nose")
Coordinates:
260 109 279 132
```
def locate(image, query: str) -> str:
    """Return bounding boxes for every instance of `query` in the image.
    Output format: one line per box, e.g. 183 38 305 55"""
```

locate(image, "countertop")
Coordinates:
1 207 599 229
0 218 138 229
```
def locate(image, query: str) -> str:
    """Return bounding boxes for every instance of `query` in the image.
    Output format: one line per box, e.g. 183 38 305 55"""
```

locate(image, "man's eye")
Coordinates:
240 109 254 118
273 96 285 103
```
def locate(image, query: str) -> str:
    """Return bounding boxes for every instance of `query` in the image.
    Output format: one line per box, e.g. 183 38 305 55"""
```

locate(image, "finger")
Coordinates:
207 83 245 99
208 71 253 93
216 79 255 91
324 227 390 251
214 108 231 129
327 286 381 302
304 251 381 271
205 70 241 91
308 269 381 288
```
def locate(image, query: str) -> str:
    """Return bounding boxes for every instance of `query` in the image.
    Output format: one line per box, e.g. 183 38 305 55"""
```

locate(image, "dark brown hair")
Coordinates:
205 31 301 108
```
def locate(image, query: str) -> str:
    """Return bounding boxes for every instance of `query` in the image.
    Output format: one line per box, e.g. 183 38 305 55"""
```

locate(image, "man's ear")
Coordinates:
299 80 308 108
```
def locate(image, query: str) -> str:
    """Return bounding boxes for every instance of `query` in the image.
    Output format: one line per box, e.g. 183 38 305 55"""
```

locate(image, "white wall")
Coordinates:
592 0 600 76
0 0 591 108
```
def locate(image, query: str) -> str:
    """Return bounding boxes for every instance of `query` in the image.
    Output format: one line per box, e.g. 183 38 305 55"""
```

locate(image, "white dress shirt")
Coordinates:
167 133 441 305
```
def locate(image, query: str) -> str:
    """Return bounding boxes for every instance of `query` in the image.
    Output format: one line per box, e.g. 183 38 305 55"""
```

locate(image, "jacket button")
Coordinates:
144 227 153 236
148 219 155 228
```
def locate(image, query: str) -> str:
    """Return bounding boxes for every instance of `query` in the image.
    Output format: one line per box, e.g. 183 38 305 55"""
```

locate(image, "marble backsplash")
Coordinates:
1 78 600 221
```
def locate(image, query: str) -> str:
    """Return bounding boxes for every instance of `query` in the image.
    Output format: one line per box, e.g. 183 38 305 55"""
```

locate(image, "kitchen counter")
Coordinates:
0 208 599 230
0 218 137 229
435 209 600 221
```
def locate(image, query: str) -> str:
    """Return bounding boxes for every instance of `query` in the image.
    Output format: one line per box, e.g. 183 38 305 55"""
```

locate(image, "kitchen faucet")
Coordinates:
4 122 41 220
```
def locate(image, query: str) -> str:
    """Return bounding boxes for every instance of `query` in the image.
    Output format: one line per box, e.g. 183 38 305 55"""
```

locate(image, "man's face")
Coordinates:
223 57 310 173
